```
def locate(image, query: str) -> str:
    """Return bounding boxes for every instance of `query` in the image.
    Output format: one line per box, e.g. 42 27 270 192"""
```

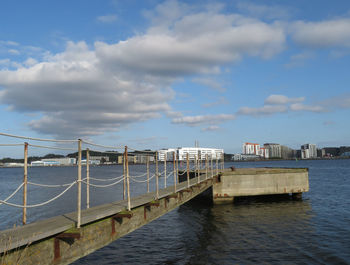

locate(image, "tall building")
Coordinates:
280 145 295 159
264 143 282 158
301 144 317 159
242 143 260 155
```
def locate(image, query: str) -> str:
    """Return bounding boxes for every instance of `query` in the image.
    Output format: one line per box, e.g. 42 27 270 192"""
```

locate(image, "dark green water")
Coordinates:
1 159 350 264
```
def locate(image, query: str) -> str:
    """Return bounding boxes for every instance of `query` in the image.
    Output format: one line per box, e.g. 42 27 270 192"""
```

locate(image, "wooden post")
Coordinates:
77 139 82 228
86 148 90 209
197 154 200 184
123 152 126 200
211 156 213 178
205 154 208 180
176 152 179 184
173 151 176 193
222 153 225 170
125 146 131 211
164 153 167 188
147 156 150 193
156 152 159 199
216 156 219 176
186 153 190 188
22 142 28 225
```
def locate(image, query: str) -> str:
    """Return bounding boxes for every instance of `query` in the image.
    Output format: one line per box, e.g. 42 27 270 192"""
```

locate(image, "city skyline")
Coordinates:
1 0 350 158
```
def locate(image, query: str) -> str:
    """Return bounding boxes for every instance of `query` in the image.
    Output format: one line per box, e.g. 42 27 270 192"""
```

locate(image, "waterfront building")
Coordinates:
301 144 317 159
157 147 224 161
242 142 260 156
264 143 282 158
31 157 77 166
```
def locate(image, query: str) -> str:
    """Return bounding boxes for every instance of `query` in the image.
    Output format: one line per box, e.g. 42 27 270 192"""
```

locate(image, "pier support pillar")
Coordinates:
213 195 234 204
292 192 302 200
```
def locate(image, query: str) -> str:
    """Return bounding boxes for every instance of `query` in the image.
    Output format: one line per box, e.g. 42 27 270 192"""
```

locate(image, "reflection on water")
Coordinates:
1 160 350 264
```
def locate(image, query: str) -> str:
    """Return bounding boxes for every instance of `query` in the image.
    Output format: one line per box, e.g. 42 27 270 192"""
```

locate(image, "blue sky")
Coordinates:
1 0 350 157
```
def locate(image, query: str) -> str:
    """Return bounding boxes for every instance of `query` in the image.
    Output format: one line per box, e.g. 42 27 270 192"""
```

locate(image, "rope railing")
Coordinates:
0 132 224 229
0 181 77 208
0 132 77 143
81 178 124 188
81 139 123 150
0 143 24 146
0 182 25 205
28 144 76 151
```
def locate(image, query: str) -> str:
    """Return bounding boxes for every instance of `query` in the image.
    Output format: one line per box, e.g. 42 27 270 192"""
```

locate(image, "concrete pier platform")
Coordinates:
213 167 309 204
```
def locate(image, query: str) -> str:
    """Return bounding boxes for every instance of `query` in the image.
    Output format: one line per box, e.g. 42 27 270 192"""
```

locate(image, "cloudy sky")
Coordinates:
1 0 350 157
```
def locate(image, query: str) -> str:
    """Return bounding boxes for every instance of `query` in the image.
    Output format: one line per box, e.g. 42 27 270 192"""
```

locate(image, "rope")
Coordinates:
28 144 76 151
89 175 124 182
0 183 24 205
0 143 23 146
0 132 77 143
129 172 147 178
81 140 123 150
130 174 155 183
0 181 77 208
81 178 124 188
28 181 76 188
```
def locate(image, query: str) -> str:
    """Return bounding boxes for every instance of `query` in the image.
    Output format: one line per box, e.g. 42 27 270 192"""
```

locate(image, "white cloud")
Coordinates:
193 77 226 92
0 1 287 138
97 14 118 23
8 49 20 55
238 94 327 116
264 94 304 105
237 2 291 20
201 125 220 132
172 114 235 127
289 103 326 112
0 40 19 46
284 51 314 68
202 97 228 108
237 104 288 116
291 18 350 48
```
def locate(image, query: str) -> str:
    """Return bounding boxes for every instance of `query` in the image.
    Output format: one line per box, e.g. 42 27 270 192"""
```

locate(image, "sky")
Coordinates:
1 0 350 157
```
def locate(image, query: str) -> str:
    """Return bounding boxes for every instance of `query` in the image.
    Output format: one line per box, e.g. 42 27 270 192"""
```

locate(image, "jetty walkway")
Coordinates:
0 132 223 264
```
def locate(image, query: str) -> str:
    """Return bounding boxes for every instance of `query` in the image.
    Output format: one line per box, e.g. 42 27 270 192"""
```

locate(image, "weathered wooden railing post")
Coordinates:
211 155 213 178
156 152 159 199
164 153 167 188
77 139 82 228
223 154 225 170
173 151 176 192
147 155 150 193
86 148 90 209
197 154 200 184
176 152 179 184
125 146 131 211
216 156 219 176
23 142 28 225
205 154 208 180
195 155 198 183
186 153 190 188
123 151 126 200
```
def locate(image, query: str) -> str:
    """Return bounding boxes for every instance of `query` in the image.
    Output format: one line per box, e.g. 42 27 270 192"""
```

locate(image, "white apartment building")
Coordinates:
301 144 317 159
242 142 260 155
157 147 224 161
